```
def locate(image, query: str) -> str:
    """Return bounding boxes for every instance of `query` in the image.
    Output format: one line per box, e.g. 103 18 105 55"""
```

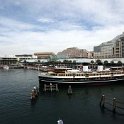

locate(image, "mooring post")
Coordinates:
100 94 105 107
50 83 52 92
44 84 46 91
113 97 116 113
68 85 72 95
55 84 59 91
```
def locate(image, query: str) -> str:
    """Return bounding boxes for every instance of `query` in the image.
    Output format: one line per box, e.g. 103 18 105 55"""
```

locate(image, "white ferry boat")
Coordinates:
38 66 124 86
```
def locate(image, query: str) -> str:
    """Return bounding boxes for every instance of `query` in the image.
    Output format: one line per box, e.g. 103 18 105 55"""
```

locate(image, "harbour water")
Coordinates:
0 69 124 124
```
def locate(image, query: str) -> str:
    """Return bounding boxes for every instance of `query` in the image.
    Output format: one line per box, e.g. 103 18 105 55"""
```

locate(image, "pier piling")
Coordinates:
67 85 72 95
50 83 53 92
113 97 116 113
43 83 59 92
43 84 47 91
55 84 59 91
100 95 105 107
100 95 124 114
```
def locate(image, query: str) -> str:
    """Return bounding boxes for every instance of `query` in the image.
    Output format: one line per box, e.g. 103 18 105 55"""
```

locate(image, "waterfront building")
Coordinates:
88 51 94 58
94 45 101 52
94 41 115 59
15 54 33 62
57 47 93 59
34 52 55 59
113 35 124 58
0 57 18 65
94 32 124 59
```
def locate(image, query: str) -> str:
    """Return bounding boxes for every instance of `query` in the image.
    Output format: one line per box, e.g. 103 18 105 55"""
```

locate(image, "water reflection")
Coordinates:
1 69 124 124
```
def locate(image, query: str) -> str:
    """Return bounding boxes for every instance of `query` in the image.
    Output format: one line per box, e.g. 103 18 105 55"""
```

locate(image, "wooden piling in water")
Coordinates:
67 85 72 95
44 84 46 91
50 83 53 92
43 83 59 92
55 84 59 91
100 95 124 114
100 95 105 107
113 97 116 113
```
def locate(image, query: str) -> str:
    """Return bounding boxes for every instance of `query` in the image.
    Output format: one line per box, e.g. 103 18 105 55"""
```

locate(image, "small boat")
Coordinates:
57 119 63 124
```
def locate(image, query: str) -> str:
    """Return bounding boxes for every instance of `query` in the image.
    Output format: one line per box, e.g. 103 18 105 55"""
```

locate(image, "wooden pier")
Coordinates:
43 83 59 92
100 94 124 114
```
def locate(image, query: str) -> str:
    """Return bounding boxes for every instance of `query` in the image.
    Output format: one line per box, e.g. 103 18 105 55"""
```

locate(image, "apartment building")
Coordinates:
94 41 115 59
94 32 124 59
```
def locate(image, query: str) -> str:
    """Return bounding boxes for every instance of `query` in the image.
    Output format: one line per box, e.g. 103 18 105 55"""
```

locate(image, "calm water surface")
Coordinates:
0 69 124 124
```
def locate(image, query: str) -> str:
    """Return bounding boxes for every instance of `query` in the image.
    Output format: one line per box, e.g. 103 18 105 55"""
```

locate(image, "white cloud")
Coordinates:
0 0 124 56
37 17 55 23
15 0 124 25
0 24 124 56
0 17 37 31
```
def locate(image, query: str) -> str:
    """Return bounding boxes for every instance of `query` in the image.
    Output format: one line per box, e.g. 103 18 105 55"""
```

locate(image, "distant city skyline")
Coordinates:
0 0 124 57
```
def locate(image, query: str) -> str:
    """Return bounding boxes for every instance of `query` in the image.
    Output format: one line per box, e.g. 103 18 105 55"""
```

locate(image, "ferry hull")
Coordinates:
39 76 124 87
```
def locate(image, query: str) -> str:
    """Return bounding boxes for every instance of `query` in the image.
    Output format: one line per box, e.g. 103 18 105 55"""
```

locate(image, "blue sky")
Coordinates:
0 0 124 56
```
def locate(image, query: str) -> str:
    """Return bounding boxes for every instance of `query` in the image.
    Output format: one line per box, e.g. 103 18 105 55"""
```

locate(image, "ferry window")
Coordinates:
60 74 64 76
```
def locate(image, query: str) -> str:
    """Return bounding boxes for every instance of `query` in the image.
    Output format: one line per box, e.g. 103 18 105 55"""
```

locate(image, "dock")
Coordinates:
43 83 59 92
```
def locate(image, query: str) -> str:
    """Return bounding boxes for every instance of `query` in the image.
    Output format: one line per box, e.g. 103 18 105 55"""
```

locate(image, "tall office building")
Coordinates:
94 41 115 59
112 33 124 58
94 32 124 59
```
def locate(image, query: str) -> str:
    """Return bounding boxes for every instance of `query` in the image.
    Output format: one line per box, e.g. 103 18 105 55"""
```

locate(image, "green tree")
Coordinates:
38 59 40 63
110 60 115 66
104 60 108 66
90 60 94 64
73 60 76 63
49 55 57 62
117 61 122 66
96 59 102 65
90 60 94 69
